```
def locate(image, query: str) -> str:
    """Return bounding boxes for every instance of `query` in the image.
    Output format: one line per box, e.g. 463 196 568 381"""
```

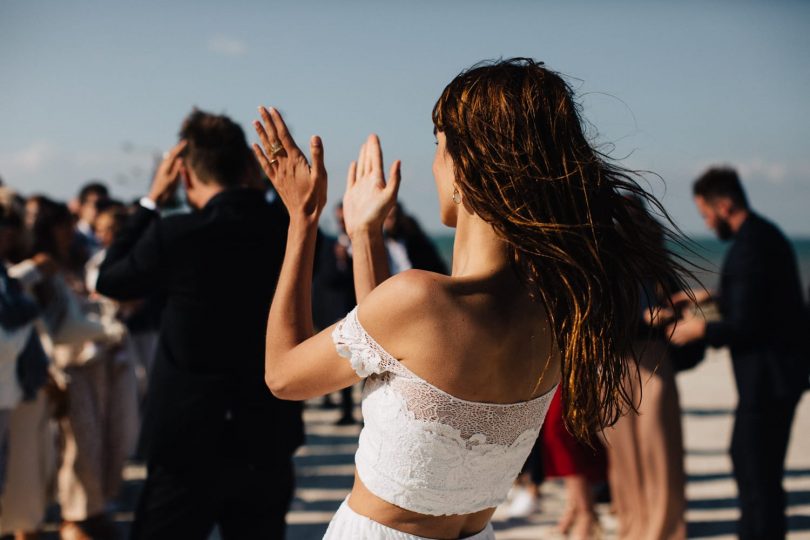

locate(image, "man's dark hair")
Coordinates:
179 109 251 187
95 197 124 214
78 181 109 205
693 167 749 210
0 203 22 229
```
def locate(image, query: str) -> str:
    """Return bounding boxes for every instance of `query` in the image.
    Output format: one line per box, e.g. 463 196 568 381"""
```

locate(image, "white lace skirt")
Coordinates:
323 498 496 540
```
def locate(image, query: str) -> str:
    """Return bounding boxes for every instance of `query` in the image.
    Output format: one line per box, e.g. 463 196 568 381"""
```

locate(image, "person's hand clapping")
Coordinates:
252 106 327 226
343 135 401 239
666 308 707 346
670 288 711 309
148 140 187 206
31 252 57 277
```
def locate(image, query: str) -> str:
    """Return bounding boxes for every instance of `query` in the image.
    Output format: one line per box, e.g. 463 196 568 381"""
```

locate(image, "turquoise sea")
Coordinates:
431 235 810 296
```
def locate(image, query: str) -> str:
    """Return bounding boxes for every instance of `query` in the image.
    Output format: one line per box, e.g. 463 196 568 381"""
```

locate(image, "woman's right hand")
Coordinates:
670 288 711 309
253 106 327 226
343 134 401 239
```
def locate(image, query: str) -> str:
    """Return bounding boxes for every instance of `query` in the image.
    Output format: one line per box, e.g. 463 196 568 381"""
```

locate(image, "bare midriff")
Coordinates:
347 473 495 539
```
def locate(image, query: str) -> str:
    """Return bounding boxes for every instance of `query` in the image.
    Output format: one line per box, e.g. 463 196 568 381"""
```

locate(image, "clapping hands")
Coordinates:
148 140 187 206
253 106 327 225
252 108 401 235
343 135 401 239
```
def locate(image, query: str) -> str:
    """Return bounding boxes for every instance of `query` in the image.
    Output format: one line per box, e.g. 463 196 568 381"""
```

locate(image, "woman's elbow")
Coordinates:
265 371 290 399
264 371 307 401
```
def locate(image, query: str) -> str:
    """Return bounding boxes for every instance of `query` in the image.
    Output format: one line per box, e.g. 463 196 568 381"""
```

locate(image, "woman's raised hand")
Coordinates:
252 106 327 225
343 134 401 238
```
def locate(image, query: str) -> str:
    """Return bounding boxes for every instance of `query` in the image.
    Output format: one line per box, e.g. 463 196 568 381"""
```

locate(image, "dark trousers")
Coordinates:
730 397 798 540
131 456 295 540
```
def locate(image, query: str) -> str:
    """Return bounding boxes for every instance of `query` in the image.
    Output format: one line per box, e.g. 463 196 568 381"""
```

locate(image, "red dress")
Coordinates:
541 387 606 482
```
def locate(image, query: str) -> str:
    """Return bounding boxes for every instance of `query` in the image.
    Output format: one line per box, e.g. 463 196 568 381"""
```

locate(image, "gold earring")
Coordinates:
452 187 462 204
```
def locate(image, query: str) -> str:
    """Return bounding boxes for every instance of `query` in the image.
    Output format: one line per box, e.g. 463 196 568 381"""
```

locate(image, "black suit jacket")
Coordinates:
97 188 303 469
705 212 809 403
312 233 356 330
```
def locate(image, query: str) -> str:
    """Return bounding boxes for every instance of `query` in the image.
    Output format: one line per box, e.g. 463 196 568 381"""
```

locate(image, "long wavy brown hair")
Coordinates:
432 58 692 439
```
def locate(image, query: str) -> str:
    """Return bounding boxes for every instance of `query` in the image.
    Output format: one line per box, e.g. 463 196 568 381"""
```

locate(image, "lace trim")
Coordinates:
332 307 407 377
333 307 558 446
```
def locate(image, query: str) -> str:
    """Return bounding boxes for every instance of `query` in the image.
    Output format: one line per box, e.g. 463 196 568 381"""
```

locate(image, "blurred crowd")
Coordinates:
0 181 160 539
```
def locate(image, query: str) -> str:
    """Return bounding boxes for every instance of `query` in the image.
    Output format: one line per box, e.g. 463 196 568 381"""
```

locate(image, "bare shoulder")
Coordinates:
356 270 451 359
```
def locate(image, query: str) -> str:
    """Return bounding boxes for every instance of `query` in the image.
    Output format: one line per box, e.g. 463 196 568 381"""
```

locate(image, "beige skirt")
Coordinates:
323 498 495 540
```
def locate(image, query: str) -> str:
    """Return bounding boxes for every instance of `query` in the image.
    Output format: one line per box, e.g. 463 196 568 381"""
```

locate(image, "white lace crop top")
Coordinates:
332 307 557 516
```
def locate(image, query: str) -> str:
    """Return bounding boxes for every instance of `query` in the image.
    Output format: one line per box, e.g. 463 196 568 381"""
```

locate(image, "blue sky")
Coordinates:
2 0 809 235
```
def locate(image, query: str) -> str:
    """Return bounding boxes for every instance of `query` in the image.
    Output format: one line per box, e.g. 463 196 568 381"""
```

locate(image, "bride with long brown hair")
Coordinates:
253 58 689 539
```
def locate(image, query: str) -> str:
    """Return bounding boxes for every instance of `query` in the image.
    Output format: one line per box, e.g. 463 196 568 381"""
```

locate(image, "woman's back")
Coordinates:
358 269 559 406
338 269 559 538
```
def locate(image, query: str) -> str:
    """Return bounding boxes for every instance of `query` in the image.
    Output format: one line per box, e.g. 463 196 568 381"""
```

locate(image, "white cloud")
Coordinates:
0 141 57 173
691 157 793 185
737 159 788 185
0 142 157 200
208 35 248 57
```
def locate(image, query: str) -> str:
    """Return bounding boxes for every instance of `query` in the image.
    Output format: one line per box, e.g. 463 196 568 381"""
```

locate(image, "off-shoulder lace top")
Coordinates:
332 307 557 516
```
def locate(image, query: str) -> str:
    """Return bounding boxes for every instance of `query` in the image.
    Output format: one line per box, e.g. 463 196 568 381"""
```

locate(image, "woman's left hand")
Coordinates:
342 134 401 239
253 106 327 225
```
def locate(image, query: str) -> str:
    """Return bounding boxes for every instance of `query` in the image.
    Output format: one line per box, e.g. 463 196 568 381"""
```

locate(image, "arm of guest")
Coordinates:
668 239 767 347
96 141 185 300
95 206 161 300
703 240 768 348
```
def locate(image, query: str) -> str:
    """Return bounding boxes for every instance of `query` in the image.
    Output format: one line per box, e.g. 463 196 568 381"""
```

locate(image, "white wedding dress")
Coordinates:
323 307 557 539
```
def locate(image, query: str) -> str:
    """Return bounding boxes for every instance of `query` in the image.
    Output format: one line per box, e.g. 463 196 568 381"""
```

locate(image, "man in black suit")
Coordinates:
97 110 303 539
670 167 809 539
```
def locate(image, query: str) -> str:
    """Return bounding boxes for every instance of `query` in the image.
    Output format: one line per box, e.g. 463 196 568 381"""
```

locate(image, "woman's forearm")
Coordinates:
265 219 319 374
350 229 390 303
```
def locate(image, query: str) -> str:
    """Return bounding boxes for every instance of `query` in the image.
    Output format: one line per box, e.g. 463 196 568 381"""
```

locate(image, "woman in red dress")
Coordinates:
542 387 606 539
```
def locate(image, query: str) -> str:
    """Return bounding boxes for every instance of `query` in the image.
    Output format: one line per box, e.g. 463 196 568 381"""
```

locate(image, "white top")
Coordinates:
332 307 556 516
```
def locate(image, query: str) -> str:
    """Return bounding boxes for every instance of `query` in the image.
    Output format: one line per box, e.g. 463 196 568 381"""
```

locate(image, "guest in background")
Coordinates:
383 202 447 275
602 199 687 540
72 182 110 254
669 167 809 539
541 387 606 539
0 191 57 540
312 203 357 424
97 109 303 539
0 201 49 496
23 197 129 539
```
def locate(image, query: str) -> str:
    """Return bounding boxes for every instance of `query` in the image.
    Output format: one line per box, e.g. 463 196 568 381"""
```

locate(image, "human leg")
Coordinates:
634 354 686 540
752 398 798 539
603 406 645 539
58 361 106 522
559 475 599 540
218 457 295 540
731 408 770 539
336 385 356 425
103 354 139 501
130 464 217 540
0 390 55 537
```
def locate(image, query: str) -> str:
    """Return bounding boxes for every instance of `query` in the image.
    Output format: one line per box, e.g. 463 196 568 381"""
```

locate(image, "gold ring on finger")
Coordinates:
268 158 278 166
269 142 284 156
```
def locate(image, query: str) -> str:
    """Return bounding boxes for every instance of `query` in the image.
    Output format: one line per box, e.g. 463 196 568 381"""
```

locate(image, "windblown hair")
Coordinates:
432 58 691 439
